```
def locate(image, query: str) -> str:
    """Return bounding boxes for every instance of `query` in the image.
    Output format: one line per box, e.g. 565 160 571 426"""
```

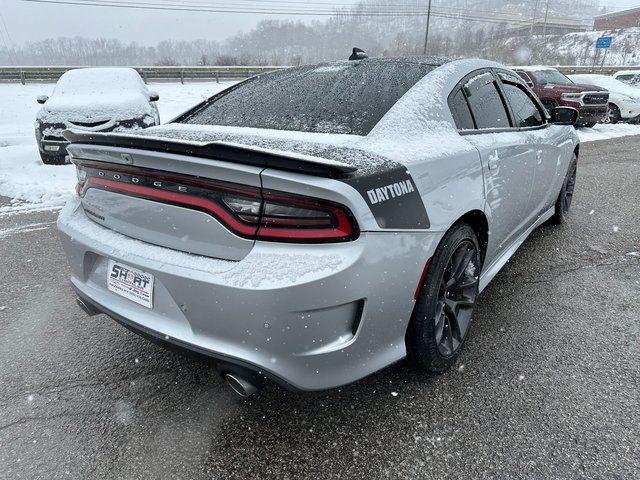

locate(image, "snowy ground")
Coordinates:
0 81 235 212
1 81 640 212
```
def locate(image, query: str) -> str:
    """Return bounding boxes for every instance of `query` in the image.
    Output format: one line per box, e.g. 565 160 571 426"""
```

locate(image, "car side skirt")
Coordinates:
479 207 554 292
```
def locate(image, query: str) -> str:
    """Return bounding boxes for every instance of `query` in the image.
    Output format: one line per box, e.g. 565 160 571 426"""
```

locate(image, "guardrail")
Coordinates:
555 65 640 75
0 64 638 84
0 66 289 84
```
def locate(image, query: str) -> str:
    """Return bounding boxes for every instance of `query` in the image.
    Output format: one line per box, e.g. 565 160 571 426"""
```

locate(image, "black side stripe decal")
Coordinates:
343 167 430 229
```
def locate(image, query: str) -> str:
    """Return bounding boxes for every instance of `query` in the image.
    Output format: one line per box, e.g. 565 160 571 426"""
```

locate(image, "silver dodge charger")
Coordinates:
57 57 580 396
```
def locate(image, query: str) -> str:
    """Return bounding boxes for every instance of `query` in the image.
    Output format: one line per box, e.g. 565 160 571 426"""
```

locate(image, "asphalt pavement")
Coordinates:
0 136 638 480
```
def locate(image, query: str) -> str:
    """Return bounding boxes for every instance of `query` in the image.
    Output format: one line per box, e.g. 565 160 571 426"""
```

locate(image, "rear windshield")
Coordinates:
178 61 437 135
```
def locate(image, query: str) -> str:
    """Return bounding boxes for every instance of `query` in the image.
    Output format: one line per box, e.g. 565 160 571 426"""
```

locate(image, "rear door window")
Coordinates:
463 72 510 130
449 89 475 130
502 83 544 128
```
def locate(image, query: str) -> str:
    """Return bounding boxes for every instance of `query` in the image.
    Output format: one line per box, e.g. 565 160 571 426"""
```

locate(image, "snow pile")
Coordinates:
576 123 640 142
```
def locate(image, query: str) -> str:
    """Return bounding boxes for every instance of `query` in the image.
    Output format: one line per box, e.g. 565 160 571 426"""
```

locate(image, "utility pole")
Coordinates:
423 0 432 55
530 0 540 36
542 0 550 36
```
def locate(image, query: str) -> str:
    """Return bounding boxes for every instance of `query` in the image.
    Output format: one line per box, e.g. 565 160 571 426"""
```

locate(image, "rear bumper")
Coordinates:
72 285 290 389
57 197 439 391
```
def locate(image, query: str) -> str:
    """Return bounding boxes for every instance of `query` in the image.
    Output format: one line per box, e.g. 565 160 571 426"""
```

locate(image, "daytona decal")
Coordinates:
345 167 429 229
366 179 415 204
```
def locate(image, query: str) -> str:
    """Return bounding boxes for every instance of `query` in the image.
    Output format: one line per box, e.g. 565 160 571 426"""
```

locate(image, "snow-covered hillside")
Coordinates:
508 28 640 67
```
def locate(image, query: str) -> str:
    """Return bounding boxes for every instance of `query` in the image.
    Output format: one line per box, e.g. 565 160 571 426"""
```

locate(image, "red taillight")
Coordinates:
76 163 358 243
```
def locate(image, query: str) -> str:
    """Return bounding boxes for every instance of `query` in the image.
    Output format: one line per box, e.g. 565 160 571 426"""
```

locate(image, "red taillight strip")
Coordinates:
82 177 259 237
257 206 353 240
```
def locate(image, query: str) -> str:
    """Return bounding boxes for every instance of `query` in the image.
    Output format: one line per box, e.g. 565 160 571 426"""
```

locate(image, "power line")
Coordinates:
17 0 549 26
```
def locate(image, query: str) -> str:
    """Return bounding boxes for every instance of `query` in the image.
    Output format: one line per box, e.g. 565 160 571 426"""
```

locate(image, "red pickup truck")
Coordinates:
513 66 609 127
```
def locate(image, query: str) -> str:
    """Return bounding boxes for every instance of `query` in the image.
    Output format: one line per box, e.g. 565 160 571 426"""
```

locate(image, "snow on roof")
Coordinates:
511 65 559 72
594 6 640 19
53 67 147 96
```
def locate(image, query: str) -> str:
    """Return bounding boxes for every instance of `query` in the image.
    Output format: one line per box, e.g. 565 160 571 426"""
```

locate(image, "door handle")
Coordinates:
536 151 543 164
488 157 498 170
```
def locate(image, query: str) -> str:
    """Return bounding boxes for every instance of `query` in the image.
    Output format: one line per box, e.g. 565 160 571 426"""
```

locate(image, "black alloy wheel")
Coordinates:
434 240 479 356
408 223 481 372
551 155 577 224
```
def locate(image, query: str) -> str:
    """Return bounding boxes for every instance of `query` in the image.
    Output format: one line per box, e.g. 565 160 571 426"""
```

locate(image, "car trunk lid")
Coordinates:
64 128 362 261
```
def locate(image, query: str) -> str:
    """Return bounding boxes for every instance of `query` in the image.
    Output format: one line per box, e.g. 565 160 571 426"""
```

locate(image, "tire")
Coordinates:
39 151 67 165
604 103 621 124
407 224 481 373
550 154 577 225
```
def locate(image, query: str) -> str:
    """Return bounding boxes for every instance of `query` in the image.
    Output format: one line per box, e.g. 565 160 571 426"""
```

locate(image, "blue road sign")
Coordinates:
596 36 613 49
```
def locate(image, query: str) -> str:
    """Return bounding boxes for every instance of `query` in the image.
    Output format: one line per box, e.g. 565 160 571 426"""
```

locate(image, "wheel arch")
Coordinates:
412 209 489 303
452 210 489 264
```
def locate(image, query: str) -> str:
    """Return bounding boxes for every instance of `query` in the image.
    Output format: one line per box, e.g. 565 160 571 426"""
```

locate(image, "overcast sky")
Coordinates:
2 0 639 46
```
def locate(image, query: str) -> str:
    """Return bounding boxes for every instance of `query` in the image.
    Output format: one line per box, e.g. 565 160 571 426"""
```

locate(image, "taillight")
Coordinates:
224 190 357 242
75 163 359 243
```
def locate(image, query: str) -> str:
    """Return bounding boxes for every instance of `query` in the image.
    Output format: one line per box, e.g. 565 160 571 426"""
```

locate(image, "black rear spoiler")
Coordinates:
62 130 357 178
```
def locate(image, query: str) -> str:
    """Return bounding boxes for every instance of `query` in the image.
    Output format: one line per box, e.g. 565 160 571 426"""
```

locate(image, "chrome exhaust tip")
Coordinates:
76 297 100 316
224 373 258 398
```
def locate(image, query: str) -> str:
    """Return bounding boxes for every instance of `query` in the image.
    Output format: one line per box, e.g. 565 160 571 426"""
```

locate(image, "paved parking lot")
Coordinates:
0 136 638 479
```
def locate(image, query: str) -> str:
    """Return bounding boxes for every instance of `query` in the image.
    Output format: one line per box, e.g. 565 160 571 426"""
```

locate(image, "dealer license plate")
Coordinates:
107 260 154 309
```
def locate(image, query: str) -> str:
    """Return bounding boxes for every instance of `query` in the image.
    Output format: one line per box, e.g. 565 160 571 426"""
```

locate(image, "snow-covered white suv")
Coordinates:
613 70 640 86
35 68 160 165
569 74 640 124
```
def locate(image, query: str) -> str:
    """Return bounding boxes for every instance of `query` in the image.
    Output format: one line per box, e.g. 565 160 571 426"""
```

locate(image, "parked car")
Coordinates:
569 74 640 124
512 66 609 127
612 70 640 86
58 57 579 396
35 67 160 165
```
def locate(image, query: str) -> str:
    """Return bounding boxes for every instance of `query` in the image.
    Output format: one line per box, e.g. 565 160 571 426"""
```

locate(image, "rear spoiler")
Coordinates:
62 130 357 178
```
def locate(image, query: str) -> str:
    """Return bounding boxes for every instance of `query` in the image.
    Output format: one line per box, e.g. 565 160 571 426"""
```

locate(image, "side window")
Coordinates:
464 73 510 130
449 89 475 130
516 71 534 86
502 83 544 128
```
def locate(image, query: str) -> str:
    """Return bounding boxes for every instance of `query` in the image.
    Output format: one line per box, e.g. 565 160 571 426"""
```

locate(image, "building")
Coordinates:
594 6 640 30
505 19 588 37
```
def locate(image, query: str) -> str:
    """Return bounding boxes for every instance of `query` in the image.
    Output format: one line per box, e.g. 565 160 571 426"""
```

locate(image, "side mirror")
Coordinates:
149 91 159 102
550 106 579 126
525 80 534 88
37 95 49 104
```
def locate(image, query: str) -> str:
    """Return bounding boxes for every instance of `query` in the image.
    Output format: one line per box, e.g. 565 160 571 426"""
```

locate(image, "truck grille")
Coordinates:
583 93 609 105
